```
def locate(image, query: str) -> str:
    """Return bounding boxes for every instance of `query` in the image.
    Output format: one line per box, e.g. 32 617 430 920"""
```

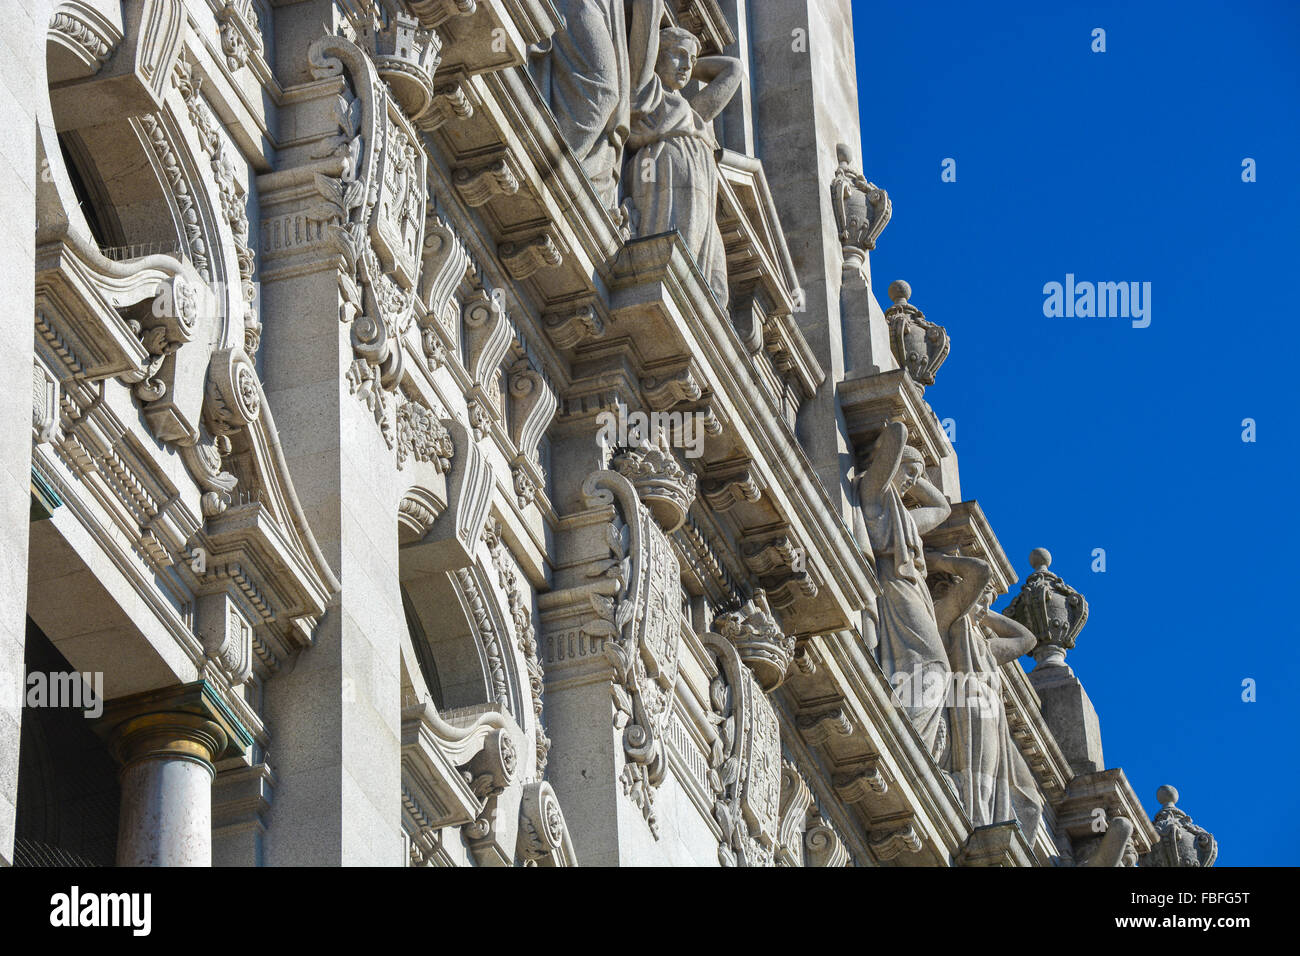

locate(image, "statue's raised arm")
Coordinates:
858 421 907 507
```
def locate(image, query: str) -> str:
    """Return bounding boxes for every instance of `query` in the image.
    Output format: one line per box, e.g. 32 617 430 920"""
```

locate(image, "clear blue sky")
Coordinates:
852 0 1299 865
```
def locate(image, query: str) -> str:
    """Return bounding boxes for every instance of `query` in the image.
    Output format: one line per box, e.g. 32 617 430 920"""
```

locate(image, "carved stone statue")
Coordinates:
544 0 662 212
627 24 742 306
856 422 951 756
928 553 1040 833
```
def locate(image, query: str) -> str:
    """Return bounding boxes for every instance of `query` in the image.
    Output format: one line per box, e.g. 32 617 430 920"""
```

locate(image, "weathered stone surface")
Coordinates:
0 0 1210 872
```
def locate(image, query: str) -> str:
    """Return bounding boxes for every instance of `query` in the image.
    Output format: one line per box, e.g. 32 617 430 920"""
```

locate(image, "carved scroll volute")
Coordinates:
776 760 813 866
507 357 557 463
580 469 682 838
703 631 781 866
461 288 512 387
419 211 471 322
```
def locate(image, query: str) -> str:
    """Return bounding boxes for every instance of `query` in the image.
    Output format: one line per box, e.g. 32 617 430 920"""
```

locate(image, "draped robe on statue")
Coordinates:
547 0 631 209
864 485 948 756
945 615 1042 835
627 74 729 307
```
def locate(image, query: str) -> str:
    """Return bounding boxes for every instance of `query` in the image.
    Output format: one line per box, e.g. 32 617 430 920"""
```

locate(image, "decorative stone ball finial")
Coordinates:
1005 547 1089 669
888 279 911 307
1146 785 1217 868
884 280 949 390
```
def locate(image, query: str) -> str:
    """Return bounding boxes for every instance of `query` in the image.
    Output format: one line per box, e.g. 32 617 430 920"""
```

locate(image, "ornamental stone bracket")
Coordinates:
453 149 523 207
401 699 544 866
1054 768 1157 867
867 819 924 863
517 780 578 866
47 0 183 129
400 419 493 573
741 534 820 613
699 456 764 512
955 821 1036 867
543 301 606 351
838 367 959 500
415 0 561 78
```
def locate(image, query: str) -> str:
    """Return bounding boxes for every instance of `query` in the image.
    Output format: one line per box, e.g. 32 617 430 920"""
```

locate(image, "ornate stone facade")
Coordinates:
0 0 1212 869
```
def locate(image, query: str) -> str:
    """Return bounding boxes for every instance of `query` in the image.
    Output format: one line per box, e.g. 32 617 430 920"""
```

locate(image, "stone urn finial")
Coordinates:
1005 547 1088 669
830 144 891 273
1145 785 1218 867
885 280 949 389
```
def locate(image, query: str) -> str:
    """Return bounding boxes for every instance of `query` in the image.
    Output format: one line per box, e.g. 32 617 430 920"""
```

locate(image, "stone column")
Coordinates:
99 682 251 866
0 0 45 867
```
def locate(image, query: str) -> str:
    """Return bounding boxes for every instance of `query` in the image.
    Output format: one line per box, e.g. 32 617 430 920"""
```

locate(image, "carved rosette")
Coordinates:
609 433 697 534
831 143 891 272
713 590 794 693
581 469 682 838
1144 786 1217 868
885 280 949 389
704 631 781 866
1005 548 1088 668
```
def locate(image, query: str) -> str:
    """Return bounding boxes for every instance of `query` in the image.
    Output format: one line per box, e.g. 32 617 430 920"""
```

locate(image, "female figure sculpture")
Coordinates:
929 553 1040 833
856 423 951 756
627 25 742 306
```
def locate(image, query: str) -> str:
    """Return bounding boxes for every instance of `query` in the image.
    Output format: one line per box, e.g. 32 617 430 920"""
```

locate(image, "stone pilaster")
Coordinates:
255 5 408 863
749 0 863 518
98 681 251 867
0 0 44 867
